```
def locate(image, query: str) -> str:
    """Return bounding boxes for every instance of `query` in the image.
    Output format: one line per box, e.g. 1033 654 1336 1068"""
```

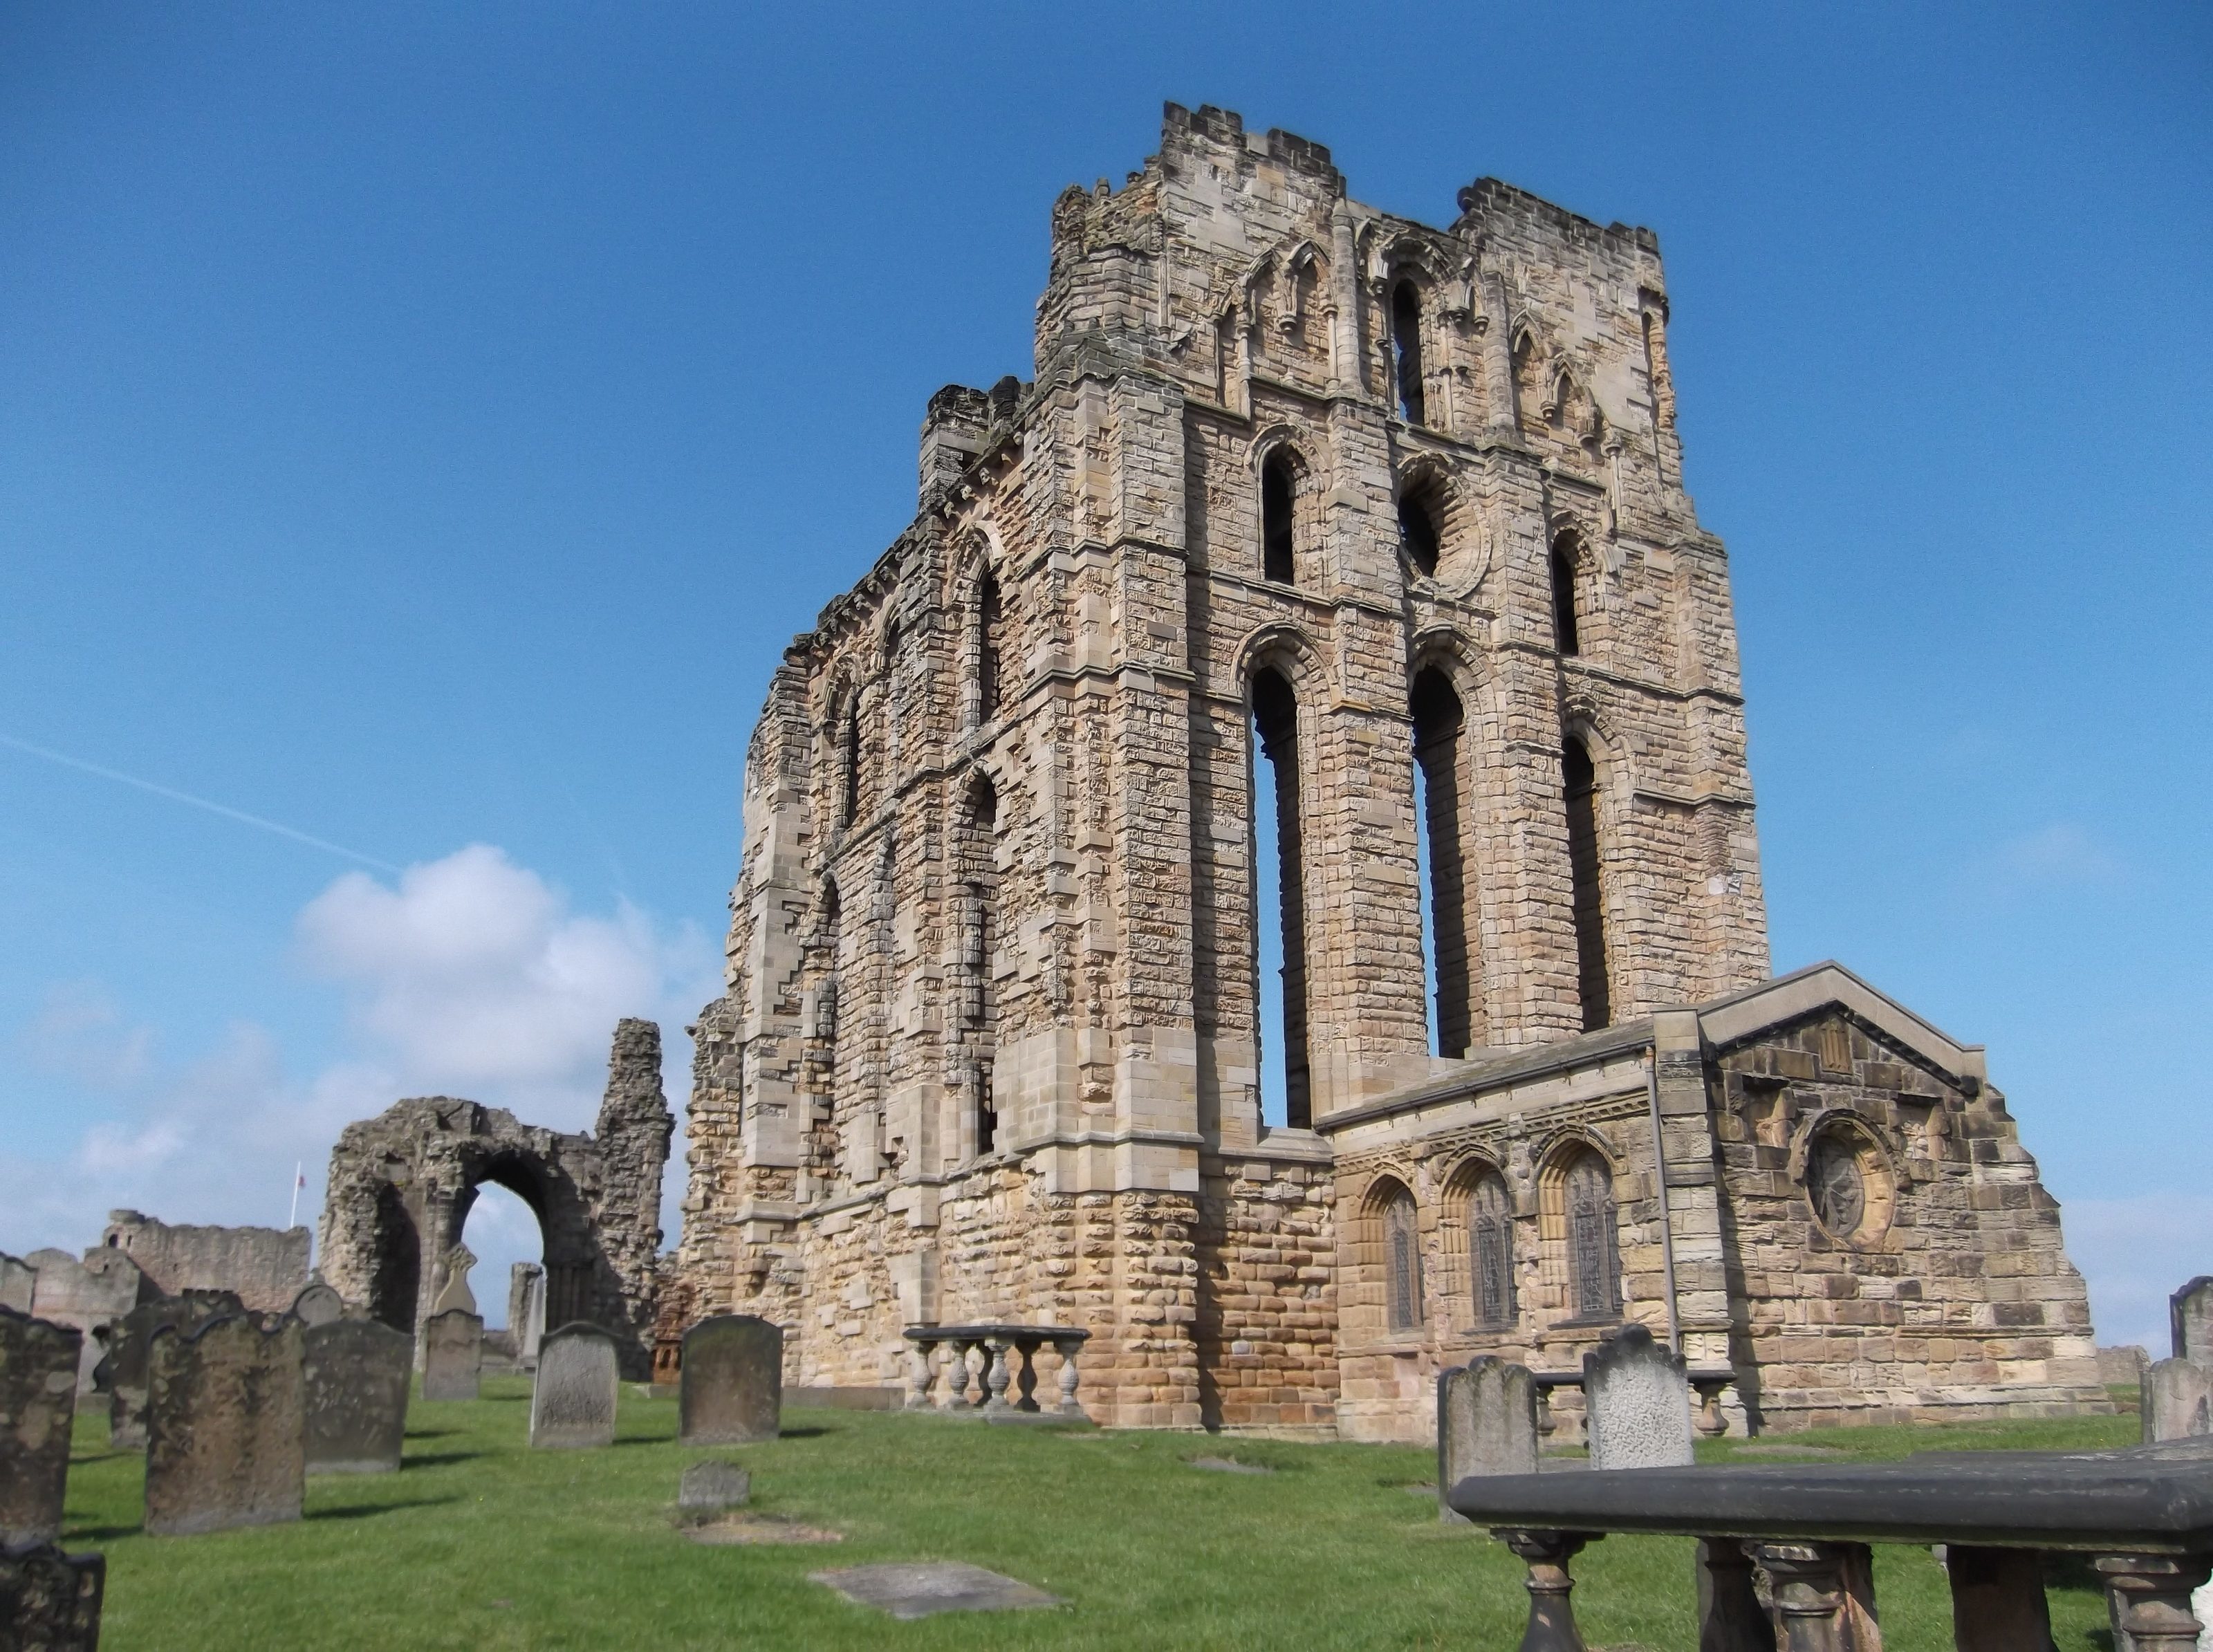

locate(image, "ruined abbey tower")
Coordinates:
674 104 2102 1436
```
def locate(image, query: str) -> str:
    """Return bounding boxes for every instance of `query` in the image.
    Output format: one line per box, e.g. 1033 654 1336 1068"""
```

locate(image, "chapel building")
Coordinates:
673 104 2103 1436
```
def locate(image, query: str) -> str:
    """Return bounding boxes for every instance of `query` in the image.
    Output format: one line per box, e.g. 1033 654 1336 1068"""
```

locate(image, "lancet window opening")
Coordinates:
959 774 1001 1157
1250 666 1311 1130
1468 1169 1515 1329
976 568 1003 724
1562 736 1612 1032
1550 532 1582 657
1391 280 1427 426
1261 451 1298 586
1563 1151 1620 1321
840 696 863 826
1410 667 1475 1057
1382 1180 1423 1331
815 879 844 1107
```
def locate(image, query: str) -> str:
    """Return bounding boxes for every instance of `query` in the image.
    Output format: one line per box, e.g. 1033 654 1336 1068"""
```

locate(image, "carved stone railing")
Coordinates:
1531 1366 1737 1443
902 1324 1090 1418
1447 1439 2213 1650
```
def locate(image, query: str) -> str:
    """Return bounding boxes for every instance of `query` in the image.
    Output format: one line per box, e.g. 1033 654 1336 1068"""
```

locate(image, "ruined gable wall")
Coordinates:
96 1212 310 1314
1712 1010 2105 1427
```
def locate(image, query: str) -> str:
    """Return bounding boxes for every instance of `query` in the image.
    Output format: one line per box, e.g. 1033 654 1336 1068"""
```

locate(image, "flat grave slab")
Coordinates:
813 1561 1063 1619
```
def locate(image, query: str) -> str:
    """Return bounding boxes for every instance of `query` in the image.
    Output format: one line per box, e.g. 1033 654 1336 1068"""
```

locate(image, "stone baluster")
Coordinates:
981 1335 1015 1416
1748 1542 1880 1652
905 1343 934 1411
2095 1554 2213 1652
1012 1337 1041 1412
935 1339 972 1411
1054 1336 1084 1416
1944 1546 2055 1652
1695 1538 1768 1652
1497 1529 1593 1652
1692 1380 1731 1439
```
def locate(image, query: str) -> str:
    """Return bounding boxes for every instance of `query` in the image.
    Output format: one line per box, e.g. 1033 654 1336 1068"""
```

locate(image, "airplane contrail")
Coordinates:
0 732 400 873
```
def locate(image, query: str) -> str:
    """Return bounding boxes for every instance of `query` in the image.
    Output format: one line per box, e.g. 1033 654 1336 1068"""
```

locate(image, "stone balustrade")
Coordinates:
902 1324 1089 1419
1447 1438 2213 1650
1530 1366 1737 1445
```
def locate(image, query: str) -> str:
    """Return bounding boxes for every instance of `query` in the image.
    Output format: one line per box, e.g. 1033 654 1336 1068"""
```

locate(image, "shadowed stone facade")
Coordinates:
671 104 2100 1437
318 1019 673 1377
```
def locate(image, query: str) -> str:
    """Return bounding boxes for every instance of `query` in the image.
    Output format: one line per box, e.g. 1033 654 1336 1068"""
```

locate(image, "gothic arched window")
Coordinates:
1550 532 1582 657
1398 483 1441 579
1562 736 1611 1032
1261 451 1297 585
1469 1170 1514 1329
1564 1151 1620 1321
840 698 862 826
1382 1181 1423 1330
1391 281 1427 425
977 570 1003 723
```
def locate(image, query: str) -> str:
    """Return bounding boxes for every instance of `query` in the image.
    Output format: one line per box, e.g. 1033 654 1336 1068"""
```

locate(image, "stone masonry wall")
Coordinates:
96 1212 310 1314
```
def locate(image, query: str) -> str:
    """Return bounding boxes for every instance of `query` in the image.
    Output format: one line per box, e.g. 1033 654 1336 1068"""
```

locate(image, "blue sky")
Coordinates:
1 3 2205 1344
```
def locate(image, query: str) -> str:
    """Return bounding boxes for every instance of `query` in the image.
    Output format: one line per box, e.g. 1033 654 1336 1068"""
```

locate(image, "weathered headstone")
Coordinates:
678 1458 750 1514
0 1541 104 1650
143 1313 305 1537
1436 1357 1538 1521
107 1289 243 1448
1583 1322 1695 1470
432 1244 478 1316
520 1269 546 1368
2145 1357 2213 1445
0 1308 82 1545
288 1280 346 1327
679 1314 782 1445
812 1561 1064 1620
529 1322 619 1449
0 1254 35 1315
420 1308 483 1402
303 1319 411 1474
2174 1277 2213 1366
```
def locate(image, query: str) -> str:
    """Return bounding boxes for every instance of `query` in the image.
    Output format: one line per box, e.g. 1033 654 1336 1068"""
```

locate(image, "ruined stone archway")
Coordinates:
319 1019 673 1379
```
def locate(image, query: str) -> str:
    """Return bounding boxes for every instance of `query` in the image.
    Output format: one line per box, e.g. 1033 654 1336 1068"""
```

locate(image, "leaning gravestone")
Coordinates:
0 1541 105 1650
529 1323 619 1449
420 1308 483 1402
2172 1277 2213 1366
288 1280 346 1328
0 1254 34 1315
0 1308 82 1545
303 1319 411 1474
144 1313 305 1537
680 1315 783 1445
1583 1322 1695 1470
1436 1357 1537 1522
2144 1357 2213 1445
107 1290 243 1449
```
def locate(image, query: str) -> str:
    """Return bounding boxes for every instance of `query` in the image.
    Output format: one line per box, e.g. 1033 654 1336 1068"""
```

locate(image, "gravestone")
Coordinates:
679 1314 782 1445
2173 1278 2213 1366
678 1459 750 1514
0 1254 34 1315
1583 1322 1694 1470
420 1308 483 1402
107 1289 243 1449
303 1319 411 1474
529 1322 619 1449
0 1541 105 1651
0 1308 82 1545
1436 1357 1537 1522
289 1280 346 1327
143 1313 305 1537
2145 1357 2213 1445
432 1244 478 1315
812 1561 1063 1620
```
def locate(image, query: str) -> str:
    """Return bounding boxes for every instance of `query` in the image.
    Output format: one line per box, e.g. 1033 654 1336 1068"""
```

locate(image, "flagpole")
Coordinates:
289 1162 302 1229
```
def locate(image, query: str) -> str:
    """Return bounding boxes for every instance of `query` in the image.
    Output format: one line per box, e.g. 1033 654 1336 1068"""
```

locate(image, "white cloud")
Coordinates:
2062 1191 2213 1353
1995 822 2122 887
0 845 720 1268
19 981 155 1089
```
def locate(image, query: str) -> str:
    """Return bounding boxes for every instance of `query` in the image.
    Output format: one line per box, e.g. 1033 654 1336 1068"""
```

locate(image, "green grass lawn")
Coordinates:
64 1381 2136 1651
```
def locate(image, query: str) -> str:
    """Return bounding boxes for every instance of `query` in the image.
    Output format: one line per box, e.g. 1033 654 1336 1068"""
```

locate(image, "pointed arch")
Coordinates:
1369 1175 1423 1331
1260 447 1300 585
1249 663 1312 1129
1550 528 1584 657
1410 665 1476 1058
1562 733 1612 1031
1391 279 1427 425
